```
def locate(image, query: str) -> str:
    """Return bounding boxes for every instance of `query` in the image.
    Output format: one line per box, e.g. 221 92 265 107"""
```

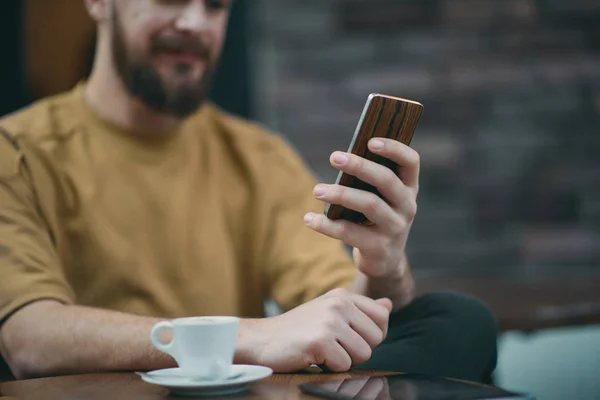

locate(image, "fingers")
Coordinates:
367 138 420 189
311 290 392 372
336 325 373 366
304 212 384 250
329 151 410 209
374 298 393 339
324 289 390 346
349 295 391 337
345 304 385 349
329 137 419 192
312 183 405 231
375 298 393 313
322 340 352 372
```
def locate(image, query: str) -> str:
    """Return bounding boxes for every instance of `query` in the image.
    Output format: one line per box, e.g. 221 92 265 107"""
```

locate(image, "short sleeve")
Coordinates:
262 136 357 312
0 133 74 325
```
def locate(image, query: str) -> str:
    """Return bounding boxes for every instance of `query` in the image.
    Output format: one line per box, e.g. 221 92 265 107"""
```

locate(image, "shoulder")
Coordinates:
0 127 22 180
0 87 82 144
0 86 86 200
198 104 316 181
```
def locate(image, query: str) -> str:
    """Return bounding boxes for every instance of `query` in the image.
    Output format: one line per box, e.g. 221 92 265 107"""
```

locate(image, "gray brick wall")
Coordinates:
250 0 600 275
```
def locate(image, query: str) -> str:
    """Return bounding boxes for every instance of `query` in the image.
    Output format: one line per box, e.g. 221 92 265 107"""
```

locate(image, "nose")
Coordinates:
174 0 209 34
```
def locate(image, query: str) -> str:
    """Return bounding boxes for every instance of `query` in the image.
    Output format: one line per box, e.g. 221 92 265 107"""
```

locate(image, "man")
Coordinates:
0 0 497 382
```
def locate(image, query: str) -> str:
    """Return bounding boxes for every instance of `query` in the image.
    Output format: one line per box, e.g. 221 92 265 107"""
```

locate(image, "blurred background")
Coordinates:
1 1 599 398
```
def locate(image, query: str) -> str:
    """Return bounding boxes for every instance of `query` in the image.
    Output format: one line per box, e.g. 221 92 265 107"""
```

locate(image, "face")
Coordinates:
109 0 231 118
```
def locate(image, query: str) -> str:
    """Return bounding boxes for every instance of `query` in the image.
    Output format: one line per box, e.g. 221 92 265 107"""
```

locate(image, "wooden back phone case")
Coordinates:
325 94 424 224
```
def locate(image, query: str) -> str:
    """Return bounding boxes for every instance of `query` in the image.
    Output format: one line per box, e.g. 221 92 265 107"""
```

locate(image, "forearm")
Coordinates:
351 255 415 310
0 300 176 379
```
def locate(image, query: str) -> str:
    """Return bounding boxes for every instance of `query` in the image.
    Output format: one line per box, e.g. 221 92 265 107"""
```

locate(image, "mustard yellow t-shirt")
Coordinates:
0 83 356 323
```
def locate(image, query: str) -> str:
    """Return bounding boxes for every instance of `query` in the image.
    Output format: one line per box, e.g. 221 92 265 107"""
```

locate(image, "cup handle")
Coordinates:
150 321 177 359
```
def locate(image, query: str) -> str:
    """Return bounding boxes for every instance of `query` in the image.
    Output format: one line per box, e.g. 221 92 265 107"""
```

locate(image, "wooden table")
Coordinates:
0 370 395 400
0 369 509 400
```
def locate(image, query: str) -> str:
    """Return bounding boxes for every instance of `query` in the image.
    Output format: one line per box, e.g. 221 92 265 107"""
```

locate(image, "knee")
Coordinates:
406 292 499 377
419 291 496 339
414 292 497 333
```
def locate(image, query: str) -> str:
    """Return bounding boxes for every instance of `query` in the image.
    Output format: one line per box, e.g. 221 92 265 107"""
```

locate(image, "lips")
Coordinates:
151 36 211 65
158 50 205 64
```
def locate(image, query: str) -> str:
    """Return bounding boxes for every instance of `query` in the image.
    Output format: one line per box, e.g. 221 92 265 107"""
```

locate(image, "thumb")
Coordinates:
375 298 393 313
375 298 393 341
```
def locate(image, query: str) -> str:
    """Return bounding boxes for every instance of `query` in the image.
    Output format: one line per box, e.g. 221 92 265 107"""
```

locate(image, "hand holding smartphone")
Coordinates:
324 94 424 224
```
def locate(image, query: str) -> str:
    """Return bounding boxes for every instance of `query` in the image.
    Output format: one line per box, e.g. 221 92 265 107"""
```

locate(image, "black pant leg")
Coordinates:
355 292 498 382
0 357 13 382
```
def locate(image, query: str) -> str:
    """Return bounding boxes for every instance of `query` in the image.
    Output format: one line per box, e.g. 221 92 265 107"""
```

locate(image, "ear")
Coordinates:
83 0 110 22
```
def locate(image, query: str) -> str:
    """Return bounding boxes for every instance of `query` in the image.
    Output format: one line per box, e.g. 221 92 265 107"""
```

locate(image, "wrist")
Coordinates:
391 252 409 278
234 318 264 365
353 247 408 279
352 253 415 309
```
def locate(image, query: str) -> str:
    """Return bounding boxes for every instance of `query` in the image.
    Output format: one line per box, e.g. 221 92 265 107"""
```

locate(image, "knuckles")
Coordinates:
311 213 326 230
335 220 351 239
357 346 373 365
308 330 332 354
389 217 409 239
405 200 418 220
407 148 421 167
352 155 367 172
310 288 384 368
376 324 387 344
397 145 420 168
382 141 421 168
381 168 398 187
325 287 350 298
326 295 353 313
364 195 382 216
363 237 390 259
335 186 348 204
330 358 353 373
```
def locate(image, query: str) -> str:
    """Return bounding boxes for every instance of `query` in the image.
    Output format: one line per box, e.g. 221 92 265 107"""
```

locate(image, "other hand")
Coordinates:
239 288 392 372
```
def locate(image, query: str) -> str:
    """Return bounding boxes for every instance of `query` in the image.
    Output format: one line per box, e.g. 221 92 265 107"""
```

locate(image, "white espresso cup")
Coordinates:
150 316 240 380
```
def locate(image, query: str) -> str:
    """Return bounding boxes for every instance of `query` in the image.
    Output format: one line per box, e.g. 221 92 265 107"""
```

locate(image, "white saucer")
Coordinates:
138 364 273 397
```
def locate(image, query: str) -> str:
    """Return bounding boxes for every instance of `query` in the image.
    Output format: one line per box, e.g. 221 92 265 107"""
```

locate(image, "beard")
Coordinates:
111 8 217 118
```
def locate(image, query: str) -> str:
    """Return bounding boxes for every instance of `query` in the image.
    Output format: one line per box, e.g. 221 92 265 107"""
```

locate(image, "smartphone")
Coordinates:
298 374 535 400
324 94 424 224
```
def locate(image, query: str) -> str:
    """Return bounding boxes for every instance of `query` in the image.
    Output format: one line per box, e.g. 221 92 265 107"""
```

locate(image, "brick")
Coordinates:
251 0 600 272
337 0 439 33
